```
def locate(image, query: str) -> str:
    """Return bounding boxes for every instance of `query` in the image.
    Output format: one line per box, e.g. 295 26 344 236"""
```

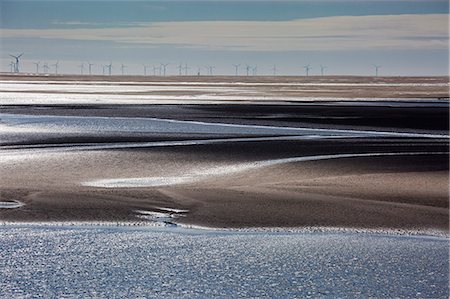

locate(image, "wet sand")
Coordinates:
0 75 448 233
1 74 449 103
0 140 448 231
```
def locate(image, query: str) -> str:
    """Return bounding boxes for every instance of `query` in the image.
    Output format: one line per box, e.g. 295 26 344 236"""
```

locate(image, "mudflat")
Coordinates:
0 75 448 233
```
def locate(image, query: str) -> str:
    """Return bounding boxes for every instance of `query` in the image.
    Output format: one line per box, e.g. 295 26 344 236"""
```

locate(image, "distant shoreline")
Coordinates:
1 73 448 101
1 73 449 82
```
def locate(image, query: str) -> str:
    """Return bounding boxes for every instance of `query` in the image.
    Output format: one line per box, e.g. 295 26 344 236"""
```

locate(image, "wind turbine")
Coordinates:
245 64 251 76
79 63 85 75
106 62 113 76
143 65 149 76
43 63 49 73
373 65 381 77
207 65 215 76
177 63 183 76
320 65 327 76
160 63 169 76
9 61 15 73
252 66 257 76
33 61 40 74
87 62 94 75
52 61 59 74
304 64 312 76
153 65 160 76
9 53 23 73
183 63 190 76
120 63 126 75
232 64 240 76
271 64 277 76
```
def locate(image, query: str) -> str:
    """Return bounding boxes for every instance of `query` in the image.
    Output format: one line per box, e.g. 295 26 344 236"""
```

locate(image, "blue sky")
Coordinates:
1 0 449 76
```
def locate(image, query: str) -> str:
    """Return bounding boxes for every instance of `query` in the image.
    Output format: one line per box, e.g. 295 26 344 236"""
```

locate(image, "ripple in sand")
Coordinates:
82 152 449 188
83 177 193 188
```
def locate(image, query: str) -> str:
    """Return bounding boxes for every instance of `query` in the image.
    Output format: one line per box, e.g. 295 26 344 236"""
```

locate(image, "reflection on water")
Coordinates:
0 225 448 298
1 113 447 139
0 200 24 209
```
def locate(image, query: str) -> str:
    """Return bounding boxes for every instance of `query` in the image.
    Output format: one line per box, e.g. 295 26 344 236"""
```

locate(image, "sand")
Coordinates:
1 73 449 100
0 74 448 233
0 138 447 231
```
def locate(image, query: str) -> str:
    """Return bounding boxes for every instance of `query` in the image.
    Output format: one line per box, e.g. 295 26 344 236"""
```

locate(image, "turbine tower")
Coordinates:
320 65 327 76
177 63 183 76
183 63 189 76
52 61 59 74
87 62 94 75
373 65 381 77
43 63 49 73
33 61 40 74
143 65 149 76
252 66 257 76
106 62 113 76
9 61 15 73
304 64 312 76
232 64 240 76
207 65 215 76
153 65 160 76
120 63 126 75
245 65 251 76
79 63 85 75
160 63 169 76
271 64 277 76
9 53 23 73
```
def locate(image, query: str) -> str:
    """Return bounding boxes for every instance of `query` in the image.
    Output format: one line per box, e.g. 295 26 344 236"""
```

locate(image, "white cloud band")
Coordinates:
2 14 448 51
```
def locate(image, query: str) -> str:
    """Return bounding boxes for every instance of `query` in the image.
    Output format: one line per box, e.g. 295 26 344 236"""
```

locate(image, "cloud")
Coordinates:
2 14 448 51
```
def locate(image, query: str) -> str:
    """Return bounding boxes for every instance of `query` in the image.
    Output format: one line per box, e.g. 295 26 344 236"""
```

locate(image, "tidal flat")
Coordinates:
0 75 448 297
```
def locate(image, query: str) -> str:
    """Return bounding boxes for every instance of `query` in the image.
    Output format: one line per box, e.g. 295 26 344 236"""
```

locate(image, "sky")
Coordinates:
0 0 449 76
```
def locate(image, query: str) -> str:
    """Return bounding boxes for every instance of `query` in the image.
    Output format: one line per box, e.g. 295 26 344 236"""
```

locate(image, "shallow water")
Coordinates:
1 113 446 138
0 200 24 209
0 225 448 298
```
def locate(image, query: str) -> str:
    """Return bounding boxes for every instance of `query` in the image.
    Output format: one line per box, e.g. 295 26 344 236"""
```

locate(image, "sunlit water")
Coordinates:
0 225 448 298
1 113 447 138
0 80 448 105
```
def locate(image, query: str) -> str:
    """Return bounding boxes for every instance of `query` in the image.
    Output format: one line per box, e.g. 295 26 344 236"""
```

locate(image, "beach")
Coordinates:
0 74 449 298
2 0 449 296
0 74 448 234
